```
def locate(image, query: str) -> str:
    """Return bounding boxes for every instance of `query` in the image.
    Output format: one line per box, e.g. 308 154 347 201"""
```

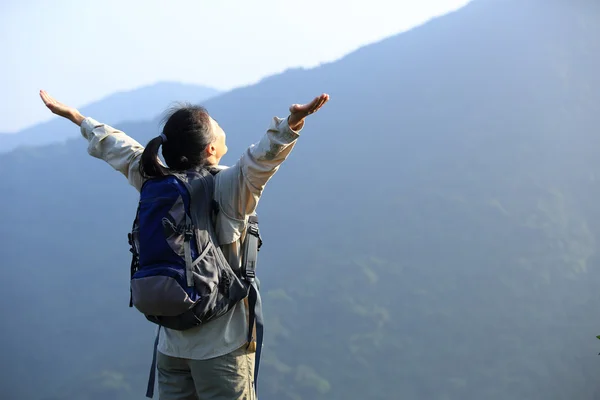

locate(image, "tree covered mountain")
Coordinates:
2 0 600 399
0 81 220 153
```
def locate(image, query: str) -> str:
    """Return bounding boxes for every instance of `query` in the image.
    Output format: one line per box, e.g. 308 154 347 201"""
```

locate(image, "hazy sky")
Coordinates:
1 0 470 132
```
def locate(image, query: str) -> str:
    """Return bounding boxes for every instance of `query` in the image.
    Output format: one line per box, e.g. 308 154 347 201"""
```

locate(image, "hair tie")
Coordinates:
159 133 168 143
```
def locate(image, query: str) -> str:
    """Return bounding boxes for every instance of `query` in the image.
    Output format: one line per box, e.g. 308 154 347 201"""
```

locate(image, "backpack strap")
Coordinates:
247 282 263 394
242 215 262 281
128 208 141 307
145 326 161 398
179 170 211 288
242 215 264 395
183 213 194 287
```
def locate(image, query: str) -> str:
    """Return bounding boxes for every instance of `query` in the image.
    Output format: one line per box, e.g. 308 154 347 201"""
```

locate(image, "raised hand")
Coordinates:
288 93 330 130
39 90 85 126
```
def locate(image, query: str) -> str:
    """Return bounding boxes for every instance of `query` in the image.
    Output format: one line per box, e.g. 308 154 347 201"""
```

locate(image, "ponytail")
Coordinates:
141 104 214 178
140 135 170 178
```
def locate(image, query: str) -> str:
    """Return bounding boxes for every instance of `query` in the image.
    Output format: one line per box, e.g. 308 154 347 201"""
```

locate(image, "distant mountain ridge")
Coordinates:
0 81 220 153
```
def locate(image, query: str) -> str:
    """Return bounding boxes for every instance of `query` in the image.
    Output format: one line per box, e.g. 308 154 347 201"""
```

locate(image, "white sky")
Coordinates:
1 0 470 132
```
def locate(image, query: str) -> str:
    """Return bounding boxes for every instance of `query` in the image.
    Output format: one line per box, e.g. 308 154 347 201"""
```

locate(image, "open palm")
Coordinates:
39 90 78 119
288 93 330 129
39 90 85 125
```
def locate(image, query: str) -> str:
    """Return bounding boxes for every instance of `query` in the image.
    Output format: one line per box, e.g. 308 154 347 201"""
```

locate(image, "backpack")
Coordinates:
127 167 264 398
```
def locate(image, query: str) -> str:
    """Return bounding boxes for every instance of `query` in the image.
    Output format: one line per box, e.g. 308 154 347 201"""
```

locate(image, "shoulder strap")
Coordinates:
187 170 218 236
241 214 264 396
180 169 216 286
242 215 262 282
182 212 195 287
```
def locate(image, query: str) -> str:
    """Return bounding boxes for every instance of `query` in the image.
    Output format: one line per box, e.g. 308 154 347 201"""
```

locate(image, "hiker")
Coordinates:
39 89 329 400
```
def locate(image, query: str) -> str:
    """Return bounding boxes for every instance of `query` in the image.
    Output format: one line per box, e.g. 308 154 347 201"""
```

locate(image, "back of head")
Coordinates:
140 104 216 179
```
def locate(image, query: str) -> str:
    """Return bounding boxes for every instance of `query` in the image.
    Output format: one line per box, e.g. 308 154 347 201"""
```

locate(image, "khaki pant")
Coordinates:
157 345 256 400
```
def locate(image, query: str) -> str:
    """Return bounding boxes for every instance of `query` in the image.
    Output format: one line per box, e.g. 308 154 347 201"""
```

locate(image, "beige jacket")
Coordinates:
80 115 302 359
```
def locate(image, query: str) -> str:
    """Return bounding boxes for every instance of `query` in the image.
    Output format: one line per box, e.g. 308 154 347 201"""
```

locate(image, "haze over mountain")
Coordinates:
0 82 220 153
2 0 600 399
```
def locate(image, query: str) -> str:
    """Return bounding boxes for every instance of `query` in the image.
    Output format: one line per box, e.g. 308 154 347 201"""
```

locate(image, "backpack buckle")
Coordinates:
247 225 259 237
247 225 263 250
245 269 256 283
183 224 194 239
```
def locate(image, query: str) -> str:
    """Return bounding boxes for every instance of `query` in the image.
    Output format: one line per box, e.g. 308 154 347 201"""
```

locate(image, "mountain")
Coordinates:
0 82 220 153
3 0 600 399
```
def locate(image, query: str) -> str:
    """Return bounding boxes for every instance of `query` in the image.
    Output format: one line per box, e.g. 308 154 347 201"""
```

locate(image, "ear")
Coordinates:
206 143 217 156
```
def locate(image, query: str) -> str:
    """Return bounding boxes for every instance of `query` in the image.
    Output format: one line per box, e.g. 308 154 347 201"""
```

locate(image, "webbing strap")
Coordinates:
183 215 194 287
243 215 263 396
146 326 161 398
247 281 264 395
242 216 262 282
129 251 135 308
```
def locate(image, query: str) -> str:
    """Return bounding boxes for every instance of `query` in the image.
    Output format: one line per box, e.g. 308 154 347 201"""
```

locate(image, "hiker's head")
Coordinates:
140 104 228 178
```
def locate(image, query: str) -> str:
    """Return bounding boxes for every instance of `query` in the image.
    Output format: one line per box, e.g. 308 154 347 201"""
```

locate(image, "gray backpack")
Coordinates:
127 167 264 398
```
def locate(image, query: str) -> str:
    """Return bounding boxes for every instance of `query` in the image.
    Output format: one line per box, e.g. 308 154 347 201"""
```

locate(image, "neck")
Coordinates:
205 155 219 166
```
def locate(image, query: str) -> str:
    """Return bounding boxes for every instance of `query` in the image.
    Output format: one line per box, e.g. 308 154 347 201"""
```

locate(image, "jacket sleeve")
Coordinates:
214 116 302 244
80 117 146 192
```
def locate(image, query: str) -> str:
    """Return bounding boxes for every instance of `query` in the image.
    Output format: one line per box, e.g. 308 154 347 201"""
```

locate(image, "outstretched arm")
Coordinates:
39 90 146 191
214 93 329 243
239 93 329 195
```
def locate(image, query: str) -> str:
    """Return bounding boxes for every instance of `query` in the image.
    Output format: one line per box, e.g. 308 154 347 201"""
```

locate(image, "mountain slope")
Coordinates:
2 0 600 399
0 81 220 153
